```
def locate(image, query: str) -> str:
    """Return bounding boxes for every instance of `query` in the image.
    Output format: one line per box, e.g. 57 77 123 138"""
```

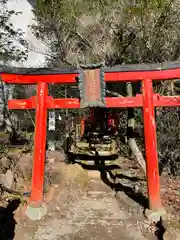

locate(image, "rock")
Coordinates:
47 212 52 217
145 208 166 223
164 228 180 240
18 154 32 179
48 158 55 164
0 156 10 169
25 203 47 221
56 206 60 211
45 184 57 203
0 169 13 189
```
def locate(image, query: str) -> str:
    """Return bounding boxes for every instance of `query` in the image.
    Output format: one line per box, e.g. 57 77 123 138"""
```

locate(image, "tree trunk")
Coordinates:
0 80 16 134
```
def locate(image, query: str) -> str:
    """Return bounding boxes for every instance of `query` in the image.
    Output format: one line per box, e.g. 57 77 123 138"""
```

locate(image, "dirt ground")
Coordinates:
0 151 180 240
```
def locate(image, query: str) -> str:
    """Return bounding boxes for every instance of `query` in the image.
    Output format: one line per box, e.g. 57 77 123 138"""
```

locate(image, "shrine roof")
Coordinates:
1 61 180 75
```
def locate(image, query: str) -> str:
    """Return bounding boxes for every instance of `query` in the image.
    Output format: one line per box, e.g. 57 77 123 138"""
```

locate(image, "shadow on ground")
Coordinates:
63 152 168 239
155 218 166 240
73 154 148 209
0 199 20 240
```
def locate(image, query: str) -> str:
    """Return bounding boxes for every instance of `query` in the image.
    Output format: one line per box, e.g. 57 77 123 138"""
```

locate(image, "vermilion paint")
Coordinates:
30 82 48 203
142 79 161 211
8 95 180 109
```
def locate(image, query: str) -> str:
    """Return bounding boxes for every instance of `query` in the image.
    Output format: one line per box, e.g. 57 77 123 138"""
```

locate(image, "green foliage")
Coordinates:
32 0 178 68
0 0 28 63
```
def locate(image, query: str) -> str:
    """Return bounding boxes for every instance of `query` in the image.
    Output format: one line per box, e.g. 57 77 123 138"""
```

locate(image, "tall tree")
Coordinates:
0 0 28 63
32 0 178 67
0 0 28 134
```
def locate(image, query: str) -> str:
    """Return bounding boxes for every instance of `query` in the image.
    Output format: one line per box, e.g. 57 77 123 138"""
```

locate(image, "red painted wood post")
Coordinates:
30 82 48 203
142 78 162 211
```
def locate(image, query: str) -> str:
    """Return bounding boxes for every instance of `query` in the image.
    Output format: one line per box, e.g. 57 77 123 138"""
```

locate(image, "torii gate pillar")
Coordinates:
26 82 48 220
31 82 48 202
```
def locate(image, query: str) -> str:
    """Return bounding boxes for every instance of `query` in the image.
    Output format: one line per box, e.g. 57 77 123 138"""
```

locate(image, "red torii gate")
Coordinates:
1 62 180 219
